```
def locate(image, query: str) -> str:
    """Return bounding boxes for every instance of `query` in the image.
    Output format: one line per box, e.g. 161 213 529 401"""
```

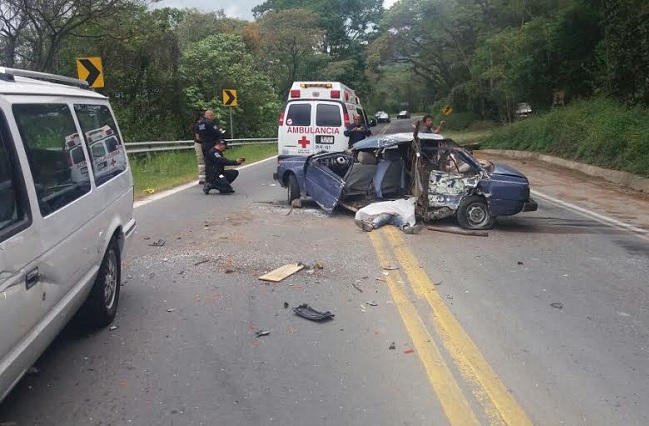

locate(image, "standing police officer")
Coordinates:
197 109 223 159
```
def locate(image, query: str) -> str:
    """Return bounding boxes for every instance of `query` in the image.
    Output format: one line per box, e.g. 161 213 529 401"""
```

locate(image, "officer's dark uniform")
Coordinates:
197 117 222 158
344 121 371 149
203 142 239 194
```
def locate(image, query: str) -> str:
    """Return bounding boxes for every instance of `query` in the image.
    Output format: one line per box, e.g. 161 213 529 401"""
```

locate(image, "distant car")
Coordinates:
515 103 532 119
376 111 390 123
397 110 410 119
274 132 538 230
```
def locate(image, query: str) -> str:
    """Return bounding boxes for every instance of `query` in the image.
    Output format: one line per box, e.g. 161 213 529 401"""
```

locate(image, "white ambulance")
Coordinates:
277 81 373 158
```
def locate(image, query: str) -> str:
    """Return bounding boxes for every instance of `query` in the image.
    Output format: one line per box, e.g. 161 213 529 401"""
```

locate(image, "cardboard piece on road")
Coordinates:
258 263 305 282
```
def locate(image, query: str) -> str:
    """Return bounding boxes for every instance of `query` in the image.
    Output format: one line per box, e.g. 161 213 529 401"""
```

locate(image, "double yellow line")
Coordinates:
369 227 532 426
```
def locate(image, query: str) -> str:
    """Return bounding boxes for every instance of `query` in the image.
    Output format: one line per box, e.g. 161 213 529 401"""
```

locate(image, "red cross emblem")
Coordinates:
297 136 310 149
110 158 116 167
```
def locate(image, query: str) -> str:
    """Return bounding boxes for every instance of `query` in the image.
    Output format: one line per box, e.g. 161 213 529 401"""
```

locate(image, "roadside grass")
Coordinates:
483 97 649 177
130 143 277 199
444 129 494 145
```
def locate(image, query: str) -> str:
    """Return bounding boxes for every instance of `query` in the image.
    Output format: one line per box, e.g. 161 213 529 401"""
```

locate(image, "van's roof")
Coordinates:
0 67 106 100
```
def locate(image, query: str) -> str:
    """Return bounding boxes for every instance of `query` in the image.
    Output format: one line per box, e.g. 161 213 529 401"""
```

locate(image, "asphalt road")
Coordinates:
1 120 648 425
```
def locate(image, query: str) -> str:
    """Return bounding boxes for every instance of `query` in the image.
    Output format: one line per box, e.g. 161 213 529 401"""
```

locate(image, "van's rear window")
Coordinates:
316 104 341 126
286 104 311 126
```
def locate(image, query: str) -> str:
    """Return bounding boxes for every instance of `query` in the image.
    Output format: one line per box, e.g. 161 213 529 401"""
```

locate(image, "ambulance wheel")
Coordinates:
457 196 495 230
287 174 300 204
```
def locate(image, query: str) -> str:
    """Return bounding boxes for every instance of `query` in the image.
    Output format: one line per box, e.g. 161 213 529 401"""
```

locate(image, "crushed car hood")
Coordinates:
490 163 527 179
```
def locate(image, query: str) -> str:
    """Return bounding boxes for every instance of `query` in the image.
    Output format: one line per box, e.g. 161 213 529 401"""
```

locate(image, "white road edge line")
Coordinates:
532 189 649 241
134 156 277 209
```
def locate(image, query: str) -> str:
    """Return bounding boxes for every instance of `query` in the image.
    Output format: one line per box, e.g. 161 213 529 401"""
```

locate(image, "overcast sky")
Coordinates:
154 0 398 21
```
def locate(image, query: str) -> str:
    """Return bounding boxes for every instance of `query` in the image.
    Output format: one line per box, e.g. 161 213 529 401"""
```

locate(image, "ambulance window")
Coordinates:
74 104 127 186
105 136 119 153
13 104 91 217
91 142 107 158
70 146 85 165
315 104 342 126
0 112 31 239
286 104 311 126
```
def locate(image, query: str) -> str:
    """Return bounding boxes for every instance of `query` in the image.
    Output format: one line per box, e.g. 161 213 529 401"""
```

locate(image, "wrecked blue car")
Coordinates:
273 132 537 230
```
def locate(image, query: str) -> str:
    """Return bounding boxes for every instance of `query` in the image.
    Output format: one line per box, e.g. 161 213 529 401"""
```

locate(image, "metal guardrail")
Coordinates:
124 138 277 154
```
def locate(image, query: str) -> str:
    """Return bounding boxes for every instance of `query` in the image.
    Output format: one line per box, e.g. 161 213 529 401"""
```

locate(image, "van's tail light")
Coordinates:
330 90 340 99
343 112 350 128
290 90 300 98
278 111 285 126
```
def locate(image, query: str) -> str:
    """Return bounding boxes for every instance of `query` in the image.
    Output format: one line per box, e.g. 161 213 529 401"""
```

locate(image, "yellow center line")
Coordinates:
384 226 533 426
369 231 480 426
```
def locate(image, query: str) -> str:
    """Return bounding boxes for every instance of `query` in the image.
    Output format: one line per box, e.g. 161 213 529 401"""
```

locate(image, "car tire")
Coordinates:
456 195 496 230
287 173 300 205
82 237 121 328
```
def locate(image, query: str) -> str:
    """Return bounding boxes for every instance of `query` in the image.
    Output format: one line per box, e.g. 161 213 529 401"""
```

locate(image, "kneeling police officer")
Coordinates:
203 139 245 194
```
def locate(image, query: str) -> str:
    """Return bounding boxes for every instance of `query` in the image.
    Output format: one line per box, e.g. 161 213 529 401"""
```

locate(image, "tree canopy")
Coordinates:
2 0 648 140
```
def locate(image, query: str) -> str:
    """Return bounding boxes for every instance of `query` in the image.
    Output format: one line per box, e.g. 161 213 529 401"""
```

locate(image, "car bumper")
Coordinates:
522 198 538 212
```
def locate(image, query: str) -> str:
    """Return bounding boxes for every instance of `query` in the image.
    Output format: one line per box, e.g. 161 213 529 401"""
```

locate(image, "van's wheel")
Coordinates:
83 238 121 328
457 196 496 230
287 174 300 204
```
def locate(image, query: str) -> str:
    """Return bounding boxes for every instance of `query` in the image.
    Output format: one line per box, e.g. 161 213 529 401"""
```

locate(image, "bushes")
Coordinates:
483 97 649 177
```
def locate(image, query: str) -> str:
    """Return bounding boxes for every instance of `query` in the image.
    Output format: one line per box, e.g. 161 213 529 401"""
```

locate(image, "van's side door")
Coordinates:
0 110 46 390
11 103 96 323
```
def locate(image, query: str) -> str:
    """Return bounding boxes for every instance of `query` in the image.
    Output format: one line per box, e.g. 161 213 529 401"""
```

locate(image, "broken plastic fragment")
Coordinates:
255 330 270 338
149 239 166 247
292 304 335 321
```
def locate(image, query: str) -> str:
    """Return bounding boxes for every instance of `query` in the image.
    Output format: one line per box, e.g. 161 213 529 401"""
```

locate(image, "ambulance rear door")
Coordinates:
278 100 347 158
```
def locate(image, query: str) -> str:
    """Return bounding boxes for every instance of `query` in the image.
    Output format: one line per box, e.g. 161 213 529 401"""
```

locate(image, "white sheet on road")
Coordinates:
354 197 417 226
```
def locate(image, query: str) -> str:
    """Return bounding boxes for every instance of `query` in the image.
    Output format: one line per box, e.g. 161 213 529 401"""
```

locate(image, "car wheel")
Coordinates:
287 173 300 205
82 237 121 328
456 195 496 230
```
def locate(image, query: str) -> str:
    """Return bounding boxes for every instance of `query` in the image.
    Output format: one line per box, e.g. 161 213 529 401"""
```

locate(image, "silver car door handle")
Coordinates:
25 268 39 290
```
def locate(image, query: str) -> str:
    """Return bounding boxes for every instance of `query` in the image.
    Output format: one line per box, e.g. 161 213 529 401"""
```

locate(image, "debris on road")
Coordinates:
194 258 210 266
550 302 563 310
284 302 289 309
255 330 271 338
293 303 335 321
389 342 396 350
427 226 488 237
517 261 524 265
109 325 118 331
352 282 363 293
403 349 415 354
166 308 175 313
383 266 399 271
360 304 366 312
224 256 235 273
434 281 442 286
149 239 166 247
446 294 454 300
366 301 378 306
315 261 324 269
259 263 305 282
27 366 39 375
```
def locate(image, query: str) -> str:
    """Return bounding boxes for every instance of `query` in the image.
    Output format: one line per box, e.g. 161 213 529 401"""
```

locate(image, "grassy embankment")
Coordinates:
482 97 649 178
130 144 277 199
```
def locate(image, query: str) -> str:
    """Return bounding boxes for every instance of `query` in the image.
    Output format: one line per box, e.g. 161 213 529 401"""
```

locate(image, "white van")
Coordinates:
0 67 136 402
277 81 373 159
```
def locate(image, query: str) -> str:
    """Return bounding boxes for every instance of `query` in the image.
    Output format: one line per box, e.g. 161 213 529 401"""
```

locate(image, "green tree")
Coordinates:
255 9 324 101
180 33 280 138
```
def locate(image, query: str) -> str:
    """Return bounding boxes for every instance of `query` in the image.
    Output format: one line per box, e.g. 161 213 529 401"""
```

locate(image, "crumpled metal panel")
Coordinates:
428 171 479 210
